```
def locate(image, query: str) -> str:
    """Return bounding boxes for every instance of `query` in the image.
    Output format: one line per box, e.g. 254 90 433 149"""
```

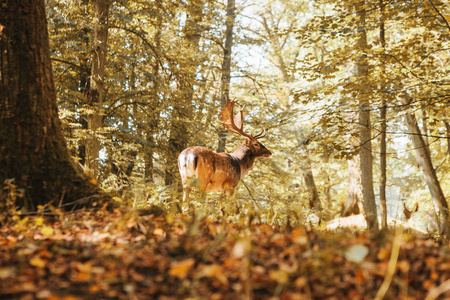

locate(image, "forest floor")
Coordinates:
1 207 450 300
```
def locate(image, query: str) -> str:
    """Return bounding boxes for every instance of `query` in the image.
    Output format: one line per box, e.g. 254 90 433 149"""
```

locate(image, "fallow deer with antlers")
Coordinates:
178 99 272 200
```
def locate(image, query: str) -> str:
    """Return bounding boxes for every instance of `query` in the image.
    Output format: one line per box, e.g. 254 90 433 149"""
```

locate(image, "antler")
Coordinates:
217 98 266 139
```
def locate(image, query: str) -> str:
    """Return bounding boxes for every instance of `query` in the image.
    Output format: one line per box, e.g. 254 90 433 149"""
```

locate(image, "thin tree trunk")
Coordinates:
379 0 388 229
0 0 102 209
422 107 429 148
78 27 91 167
356 0 379 233
445 121 450 157
398 96 450 236
217 0 236 153
379 100 388 228
85 0 110 179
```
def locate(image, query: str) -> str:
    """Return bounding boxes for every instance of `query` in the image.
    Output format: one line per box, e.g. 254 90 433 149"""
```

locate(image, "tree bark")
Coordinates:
379 0 388 229
398 97 450 236
356 0 379 233
445 121 450 157
217 0 236 153
0 0 102 210
85 0 110 179
379 100 388 228
295 134 321 210
342 156 362 216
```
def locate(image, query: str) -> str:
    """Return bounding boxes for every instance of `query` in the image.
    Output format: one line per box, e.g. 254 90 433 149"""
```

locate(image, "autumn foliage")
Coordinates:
1 210 449 299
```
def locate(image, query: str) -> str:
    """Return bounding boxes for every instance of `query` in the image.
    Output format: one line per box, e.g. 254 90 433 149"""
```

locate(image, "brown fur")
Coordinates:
178 138 271 197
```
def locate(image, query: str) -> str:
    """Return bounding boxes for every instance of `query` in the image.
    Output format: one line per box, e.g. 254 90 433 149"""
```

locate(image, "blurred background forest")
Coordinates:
46 0 449 232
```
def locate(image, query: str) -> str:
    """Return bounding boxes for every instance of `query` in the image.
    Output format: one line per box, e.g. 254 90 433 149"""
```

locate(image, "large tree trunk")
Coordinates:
356 0 379 233
342 156 362 216
399 97 450 236
217 0 236 153
85 0 110 179
0 0 102 210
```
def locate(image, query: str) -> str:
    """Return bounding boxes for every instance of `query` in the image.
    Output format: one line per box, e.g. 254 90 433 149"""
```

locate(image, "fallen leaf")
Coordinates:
35 217 44 226
41 226 54 236
231 240 249 258
345 244 369 263
153 228 165 238
294 277 307 288
0 267 15 279
292 228 308 245
269 269 289 284
198 264 228 285
30 256 46 268
169 258 195 279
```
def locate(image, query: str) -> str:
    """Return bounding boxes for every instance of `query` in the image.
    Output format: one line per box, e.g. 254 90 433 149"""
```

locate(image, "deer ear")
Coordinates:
245 138 251 146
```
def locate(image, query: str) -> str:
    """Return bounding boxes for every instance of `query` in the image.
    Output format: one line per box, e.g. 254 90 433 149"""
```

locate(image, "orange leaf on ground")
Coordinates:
30 256 46 268
292 228 308 245
198 264 229 285
169 258 195 279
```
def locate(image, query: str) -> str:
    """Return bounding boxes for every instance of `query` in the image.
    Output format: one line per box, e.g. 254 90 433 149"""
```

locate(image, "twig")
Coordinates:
374 227 403 300
425 278 450 300
240 180 261 210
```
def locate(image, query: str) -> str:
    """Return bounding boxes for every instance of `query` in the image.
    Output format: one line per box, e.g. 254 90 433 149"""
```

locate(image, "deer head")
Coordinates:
217 99 272 158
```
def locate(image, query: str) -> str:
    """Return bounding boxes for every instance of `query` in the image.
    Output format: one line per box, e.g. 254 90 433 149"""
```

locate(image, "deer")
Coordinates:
178 99 272 201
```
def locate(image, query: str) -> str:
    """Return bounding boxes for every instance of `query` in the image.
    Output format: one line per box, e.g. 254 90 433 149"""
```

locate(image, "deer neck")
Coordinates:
230 142 255 178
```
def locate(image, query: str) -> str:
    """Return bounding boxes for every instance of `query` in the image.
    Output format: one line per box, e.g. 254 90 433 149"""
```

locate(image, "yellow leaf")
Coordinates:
41 226 54 236
165 214 174 225
377 246 391 260
169 258 195 279
35 217 44 226
90 178 98 185
269 269 289 284
30 256 46 268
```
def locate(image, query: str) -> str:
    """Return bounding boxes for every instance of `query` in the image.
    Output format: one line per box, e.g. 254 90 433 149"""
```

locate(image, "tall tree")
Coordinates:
0 0 101 209
398 95 450 236
355 0 378 233
379 0 388 229
217 0 236 153
85 0 110 179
